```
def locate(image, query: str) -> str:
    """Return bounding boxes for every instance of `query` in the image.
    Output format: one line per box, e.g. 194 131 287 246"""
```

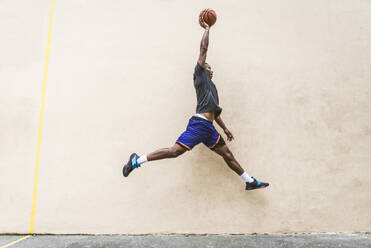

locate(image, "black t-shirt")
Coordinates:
193 63 222 117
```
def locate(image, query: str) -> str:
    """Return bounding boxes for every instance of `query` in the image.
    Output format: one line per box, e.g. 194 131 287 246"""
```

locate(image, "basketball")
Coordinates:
199 8 217 27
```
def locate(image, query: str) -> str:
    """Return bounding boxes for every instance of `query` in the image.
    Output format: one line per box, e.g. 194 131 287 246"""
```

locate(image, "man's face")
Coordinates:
205 63 213 79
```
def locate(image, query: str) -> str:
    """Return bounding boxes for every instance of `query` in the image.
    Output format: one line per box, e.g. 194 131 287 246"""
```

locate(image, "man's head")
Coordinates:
204 63 213 79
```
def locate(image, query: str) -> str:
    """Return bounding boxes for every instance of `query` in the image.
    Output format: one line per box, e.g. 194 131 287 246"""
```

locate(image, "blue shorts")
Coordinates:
176 116 225 151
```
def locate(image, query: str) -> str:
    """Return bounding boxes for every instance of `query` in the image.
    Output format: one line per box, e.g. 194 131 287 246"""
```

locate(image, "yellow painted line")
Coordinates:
0 235 31 248
30 0 55 234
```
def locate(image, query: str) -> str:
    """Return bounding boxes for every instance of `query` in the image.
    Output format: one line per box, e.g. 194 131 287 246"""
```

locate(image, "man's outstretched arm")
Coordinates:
198 18 210 68
215 115 234 141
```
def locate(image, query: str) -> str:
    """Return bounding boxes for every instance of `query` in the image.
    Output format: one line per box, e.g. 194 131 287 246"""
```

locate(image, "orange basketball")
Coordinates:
199 8 217 27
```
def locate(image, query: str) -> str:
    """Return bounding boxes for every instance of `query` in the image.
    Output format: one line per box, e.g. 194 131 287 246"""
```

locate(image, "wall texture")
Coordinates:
1 0 370 234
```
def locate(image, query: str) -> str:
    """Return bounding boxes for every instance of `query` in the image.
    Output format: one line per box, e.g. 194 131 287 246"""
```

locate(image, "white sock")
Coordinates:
241 172 254 183
137 155 148 165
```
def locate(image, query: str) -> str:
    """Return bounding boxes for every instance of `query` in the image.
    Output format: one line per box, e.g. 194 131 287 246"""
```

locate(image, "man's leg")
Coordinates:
147 143 187 161
213 144 269 190
213 144 245 176
123 143 187 177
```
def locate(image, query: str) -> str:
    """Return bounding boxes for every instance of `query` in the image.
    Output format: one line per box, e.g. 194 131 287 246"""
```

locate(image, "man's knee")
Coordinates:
168 146 184 158
224 151 234 161
219 147 234 161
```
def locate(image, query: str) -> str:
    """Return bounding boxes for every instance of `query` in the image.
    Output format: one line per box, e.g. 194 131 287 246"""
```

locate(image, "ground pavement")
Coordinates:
0 233 370 248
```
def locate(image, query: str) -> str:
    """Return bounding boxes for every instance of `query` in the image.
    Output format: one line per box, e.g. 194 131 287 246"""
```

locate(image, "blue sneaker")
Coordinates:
123 153 140 177
245 177 269 191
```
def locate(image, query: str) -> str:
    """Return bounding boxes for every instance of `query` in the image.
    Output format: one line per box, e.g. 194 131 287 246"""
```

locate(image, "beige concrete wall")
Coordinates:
1 0 371 234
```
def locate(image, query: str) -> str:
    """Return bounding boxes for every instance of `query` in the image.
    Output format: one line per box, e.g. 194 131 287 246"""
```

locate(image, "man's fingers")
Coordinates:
199 14 209 29
199 15 204 25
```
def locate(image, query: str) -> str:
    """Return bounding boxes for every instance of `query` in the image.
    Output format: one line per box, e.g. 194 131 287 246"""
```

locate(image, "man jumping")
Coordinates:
123 19 269 191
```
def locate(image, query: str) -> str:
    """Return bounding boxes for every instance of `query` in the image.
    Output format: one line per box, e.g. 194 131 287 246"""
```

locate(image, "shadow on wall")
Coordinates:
151 145 269 215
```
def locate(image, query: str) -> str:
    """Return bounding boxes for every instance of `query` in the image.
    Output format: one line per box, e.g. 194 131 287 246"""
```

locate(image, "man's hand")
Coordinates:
224 128 234 141
215 116 234 141
199 15 210 30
